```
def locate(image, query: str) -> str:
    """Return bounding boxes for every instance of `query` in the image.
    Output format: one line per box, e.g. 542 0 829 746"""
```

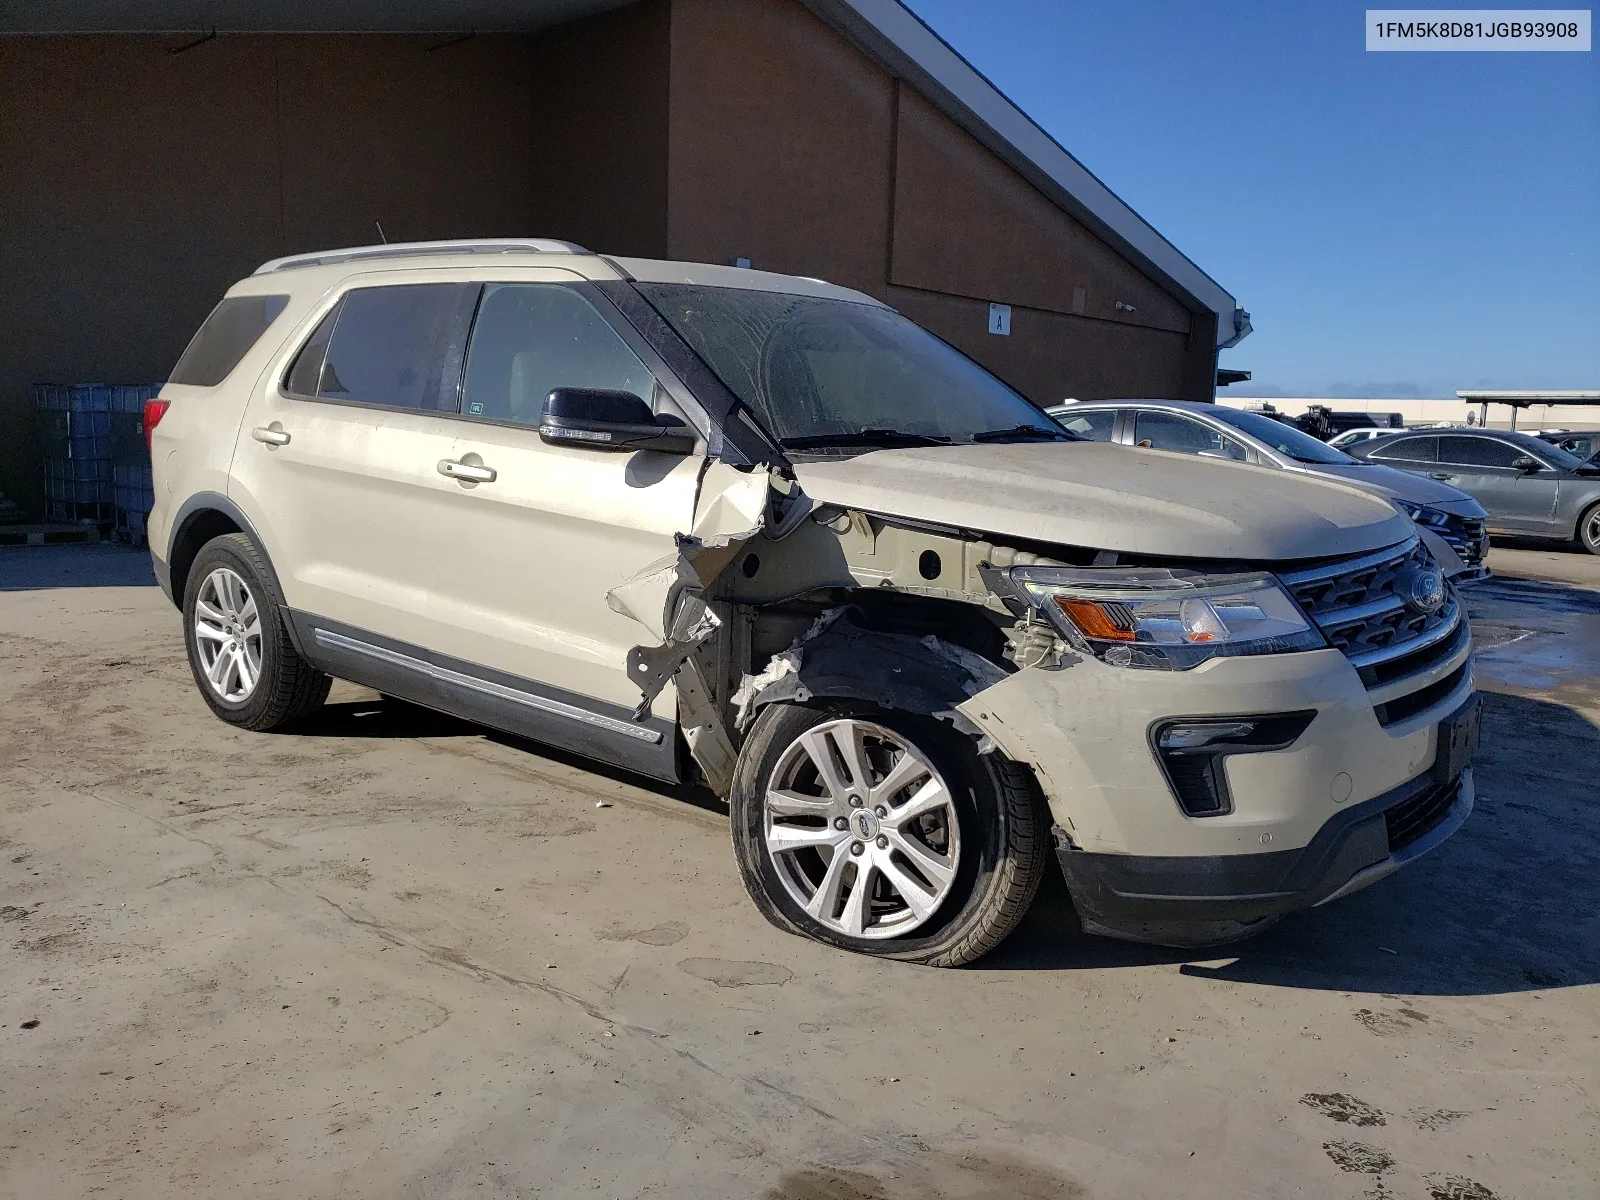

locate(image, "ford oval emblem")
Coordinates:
1401 567 1446 616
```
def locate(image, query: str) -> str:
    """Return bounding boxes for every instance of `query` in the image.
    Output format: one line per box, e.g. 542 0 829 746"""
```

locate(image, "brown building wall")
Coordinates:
662 0 1213 406
0 2 1222 517
528 2 672 257
889 287 1189 403
0 33 535 520
890 89 1190 336
665 0 896 299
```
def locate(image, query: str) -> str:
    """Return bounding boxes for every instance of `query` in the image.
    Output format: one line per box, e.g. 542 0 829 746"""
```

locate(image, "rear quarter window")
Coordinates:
169 295 290 386
1056 410 1116 441
1370 436 1437 464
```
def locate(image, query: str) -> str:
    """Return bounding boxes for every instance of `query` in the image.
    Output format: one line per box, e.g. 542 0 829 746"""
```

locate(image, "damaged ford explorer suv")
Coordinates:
149 240 1480 966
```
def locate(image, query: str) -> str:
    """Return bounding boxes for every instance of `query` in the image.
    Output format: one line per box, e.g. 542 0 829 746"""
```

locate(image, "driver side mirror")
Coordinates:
539 387 696 455
1511 455 1541 473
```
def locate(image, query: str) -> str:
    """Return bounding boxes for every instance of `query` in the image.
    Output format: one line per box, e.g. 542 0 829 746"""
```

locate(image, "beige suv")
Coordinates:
149 239 1479 965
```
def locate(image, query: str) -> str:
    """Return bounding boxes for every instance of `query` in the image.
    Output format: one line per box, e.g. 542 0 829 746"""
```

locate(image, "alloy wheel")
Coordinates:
193 567 263 703
763 718 962 939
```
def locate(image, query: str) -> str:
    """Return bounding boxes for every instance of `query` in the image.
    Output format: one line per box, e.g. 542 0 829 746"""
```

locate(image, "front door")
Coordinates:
430 281 704 720
1434 435 1560 532
1131 410 1251 462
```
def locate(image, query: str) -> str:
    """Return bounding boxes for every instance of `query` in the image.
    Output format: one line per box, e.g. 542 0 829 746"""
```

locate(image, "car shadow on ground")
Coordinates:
0 543 157 590
316 689 1599 999
1467 573 1600 620
301 696 730 817
983 690 1600 999
1491 535 1589 554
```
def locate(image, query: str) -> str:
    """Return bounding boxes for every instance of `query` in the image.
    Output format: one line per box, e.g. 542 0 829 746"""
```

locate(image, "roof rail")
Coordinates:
252 238 589 275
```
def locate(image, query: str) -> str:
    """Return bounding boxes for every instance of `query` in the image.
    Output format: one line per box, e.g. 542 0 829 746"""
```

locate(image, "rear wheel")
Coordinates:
182 533 330 731
1580 502 1600 555
729 702 1049 966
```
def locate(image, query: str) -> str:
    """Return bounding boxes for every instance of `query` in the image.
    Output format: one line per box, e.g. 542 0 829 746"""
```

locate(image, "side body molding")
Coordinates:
289 613 680 783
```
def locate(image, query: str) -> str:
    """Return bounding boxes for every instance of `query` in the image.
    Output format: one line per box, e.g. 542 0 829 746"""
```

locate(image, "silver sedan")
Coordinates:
1345 428 1600 555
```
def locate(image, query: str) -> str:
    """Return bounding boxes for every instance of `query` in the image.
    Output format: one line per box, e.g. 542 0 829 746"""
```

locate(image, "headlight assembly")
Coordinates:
1392 499 1453 529
991 565 1326 670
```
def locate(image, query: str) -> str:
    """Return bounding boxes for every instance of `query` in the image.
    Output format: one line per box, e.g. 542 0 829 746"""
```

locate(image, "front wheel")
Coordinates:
1580 502 1600 556
729 702 1049 966
182 533 331 731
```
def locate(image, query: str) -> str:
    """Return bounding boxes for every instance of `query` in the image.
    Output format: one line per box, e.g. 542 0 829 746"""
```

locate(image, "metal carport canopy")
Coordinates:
1457 390 1600 431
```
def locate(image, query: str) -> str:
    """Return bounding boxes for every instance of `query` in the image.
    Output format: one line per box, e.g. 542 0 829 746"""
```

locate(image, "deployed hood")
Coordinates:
791 442 1413 561
1299 461 1485 515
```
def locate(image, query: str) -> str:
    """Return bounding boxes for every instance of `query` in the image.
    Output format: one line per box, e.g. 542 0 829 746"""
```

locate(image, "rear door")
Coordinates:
1436 435 1559 532
229 276 480 645
1366 434 1439 479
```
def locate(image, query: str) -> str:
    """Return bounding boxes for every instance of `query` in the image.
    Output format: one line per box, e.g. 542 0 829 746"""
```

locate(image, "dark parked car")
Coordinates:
1538 430 1600 463
1346 428 1600 555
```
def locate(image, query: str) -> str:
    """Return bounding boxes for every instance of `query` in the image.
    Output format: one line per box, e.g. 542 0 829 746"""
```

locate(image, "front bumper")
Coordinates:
1056 766 1473 945
956 628 1477 945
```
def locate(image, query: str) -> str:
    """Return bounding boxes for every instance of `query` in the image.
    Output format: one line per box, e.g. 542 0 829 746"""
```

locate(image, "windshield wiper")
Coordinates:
780 429 953 449
970 424 1077 443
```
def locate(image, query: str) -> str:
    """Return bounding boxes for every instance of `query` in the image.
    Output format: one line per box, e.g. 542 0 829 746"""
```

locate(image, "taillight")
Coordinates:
143 399 171 454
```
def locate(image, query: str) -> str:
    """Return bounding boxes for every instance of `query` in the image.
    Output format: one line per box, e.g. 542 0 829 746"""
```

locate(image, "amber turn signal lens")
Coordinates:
1054 597 1135 641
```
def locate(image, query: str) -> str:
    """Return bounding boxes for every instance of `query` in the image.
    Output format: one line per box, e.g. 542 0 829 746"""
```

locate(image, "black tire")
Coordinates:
1579 502 1600 556
182 533 331 731
729 701 1050 967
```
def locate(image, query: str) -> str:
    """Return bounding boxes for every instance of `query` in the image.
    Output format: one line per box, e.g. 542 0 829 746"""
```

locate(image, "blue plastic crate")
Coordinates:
70 384 114 413
113 462 155 513
34 384 71 412
111 384 165 414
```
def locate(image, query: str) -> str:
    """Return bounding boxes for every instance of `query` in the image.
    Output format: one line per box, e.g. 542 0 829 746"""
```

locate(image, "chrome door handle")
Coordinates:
437 458 496 483
252 424 291 446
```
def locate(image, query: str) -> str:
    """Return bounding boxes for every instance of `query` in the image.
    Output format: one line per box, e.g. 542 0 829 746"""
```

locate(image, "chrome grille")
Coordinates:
1279 539 1462 672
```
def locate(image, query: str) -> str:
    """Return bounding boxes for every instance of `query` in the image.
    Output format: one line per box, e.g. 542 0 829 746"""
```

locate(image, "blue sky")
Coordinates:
903 2 1598 398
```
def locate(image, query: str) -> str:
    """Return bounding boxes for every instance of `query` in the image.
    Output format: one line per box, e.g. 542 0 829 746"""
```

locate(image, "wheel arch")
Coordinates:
1576 494 1600 549
739 604 1011 741
166 493 306 655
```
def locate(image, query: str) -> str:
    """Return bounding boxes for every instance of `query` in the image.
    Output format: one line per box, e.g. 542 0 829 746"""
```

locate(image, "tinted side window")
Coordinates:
284 306 339 398
1439 436 1524 468
1057 410 1116 441
460 285 656 426
1134 411 1247 460
1371 436 1437 463
170 295 289 386
311 284 479 411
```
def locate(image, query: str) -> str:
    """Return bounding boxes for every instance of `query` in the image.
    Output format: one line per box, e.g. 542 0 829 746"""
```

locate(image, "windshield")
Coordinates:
1207 407 1354 464
634 284 1064 447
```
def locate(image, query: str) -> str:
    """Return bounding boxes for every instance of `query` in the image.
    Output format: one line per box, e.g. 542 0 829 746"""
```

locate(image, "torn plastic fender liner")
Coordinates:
606 462 772 718
737 610 1009 740
620 588 722 721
